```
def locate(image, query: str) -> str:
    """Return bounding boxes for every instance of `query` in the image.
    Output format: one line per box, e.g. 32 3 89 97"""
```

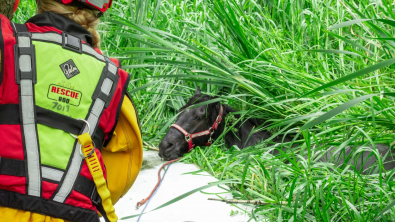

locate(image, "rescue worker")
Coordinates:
0 0 143 221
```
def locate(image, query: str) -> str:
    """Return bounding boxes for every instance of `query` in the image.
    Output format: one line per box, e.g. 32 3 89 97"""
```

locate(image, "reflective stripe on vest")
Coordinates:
13 23 41 197
42 166 63 182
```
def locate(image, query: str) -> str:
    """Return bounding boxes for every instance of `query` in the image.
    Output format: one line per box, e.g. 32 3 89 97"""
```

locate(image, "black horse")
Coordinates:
158 87 278 160
158 88 395 175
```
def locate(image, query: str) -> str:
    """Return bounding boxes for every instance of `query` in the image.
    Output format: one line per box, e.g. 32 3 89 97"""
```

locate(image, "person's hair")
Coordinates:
36 0 100 48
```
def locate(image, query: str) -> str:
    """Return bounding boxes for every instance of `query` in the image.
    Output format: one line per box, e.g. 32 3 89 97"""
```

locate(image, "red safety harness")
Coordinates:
171 105 223 152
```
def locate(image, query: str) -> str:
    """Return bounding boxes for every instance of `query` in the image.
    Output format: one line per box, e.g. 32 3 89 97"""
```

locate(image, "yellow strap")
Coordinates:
77 133 118 222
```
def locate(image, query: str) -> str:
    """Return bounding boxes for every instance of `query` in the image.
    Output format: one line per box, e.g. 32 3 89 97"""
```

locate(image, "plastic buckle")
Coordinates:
62 32 82 54
208 127 214 136
90 186 102 205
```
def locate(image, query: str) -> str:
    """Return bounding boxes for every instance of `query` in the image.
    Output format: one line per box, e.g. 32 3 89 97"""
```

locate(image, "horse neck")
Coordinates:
222 106 274 148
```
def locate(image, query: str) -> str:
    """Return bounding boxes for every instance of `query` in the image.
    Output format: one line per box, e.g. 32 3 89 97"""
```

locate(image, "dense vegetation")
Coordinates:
15 0 395 221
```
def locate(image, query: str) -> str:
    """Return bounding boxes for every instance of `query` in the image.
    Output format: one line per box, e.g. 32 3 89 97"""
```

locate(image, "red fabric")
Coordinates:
61 0 73 4
13 0 20 13
94 48 102 55
42 181 58 200
0 15 18 104
65 190 96 211
0 125 24 160
109 58 120 67
0 15 26 198
0 175 25 194
25 23 62 35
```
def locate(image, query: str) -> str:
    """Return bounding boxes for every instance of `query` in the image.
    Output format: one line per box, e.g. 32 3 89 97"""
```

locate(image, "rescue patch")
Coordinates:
47 84 82 106
60 59 80 79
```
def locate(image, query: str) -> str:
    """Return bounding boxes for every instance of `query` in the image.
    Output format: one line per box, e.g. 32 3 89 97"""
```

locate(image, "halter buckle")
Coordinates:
208 127 214 135
185 134 191 142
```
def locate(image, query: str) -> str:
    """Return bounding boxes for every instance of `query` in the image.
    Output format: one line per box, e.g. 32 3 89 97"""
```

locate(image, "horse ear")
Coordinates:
194 87 201 96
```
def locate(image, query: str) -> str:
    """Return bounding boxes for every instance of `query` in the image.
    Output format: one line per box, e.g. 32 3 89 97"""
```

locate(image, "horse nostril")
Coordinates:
166 142 174 150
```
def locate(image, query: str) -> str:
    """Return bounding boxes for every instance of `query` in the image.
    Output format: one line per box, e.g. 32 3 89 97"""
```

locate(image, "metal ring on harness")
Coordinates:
185 134 191 143
69 119 95 158
78 142 96 159
69 118 91 139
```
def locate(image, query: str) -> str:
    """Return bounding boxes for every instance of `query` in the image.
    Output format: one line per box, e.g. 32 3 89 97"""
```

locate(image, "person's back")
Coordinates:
0 1 143 221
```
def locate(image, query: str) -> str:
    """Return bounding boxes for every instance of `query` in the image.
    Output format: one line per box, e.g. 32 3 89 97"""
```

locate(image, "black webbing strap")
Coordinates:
0 157 99 203
0 104 20 124
36 106 82 135
12 23 28 33
0 157 25 177
96 203 110 222
0 104 105 150
74 175 101 205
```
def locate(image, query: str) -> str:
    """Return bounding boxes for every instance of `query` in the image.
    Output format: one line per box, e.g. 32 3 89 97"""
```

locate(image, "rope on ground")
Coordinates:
136 158 181 209
136 164 171 222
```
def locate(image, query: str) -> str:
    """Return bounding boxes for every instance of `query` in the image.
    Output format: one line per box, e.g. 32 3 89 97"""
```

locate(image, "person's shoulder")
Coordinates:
0 14 13 32
108 58 121 68
92 47 127 74
0 14 10 22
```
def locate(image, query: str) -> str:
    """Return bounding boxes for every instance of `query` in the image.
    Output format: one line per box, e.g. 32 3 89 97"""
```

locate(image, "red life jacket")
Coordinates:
0 13 130 222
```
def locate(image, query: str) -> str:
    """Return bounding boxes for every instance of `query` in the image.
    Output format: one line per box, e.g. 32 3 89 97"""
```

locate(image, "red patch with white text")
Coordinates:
47 84 82 106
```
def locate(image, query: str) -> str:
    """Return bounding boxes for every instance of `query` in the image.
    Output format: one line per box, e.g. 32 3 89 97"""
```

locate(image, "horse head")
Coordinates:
158 88 225 160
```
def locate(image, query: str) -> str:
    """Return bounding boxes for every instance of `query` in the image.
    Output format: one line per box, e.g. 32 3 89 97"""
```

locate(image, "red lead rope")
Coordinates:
136 158 181 209
170 105 223 152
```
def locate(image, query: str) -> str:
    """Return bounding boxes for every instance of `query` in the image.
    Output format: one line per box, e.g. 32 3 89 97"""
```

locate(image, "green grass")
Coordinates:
13 0 395 221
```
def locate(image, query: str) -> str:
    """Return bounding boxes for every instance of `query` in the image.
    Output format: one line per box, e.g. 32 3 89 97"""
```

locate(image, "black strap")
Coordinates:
0 104 105 150
0 157 25 177
96 203 110 222
0 104 20 124
74 175 101 205
36 106 83 135
12 23 29 33
0 189 100 222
